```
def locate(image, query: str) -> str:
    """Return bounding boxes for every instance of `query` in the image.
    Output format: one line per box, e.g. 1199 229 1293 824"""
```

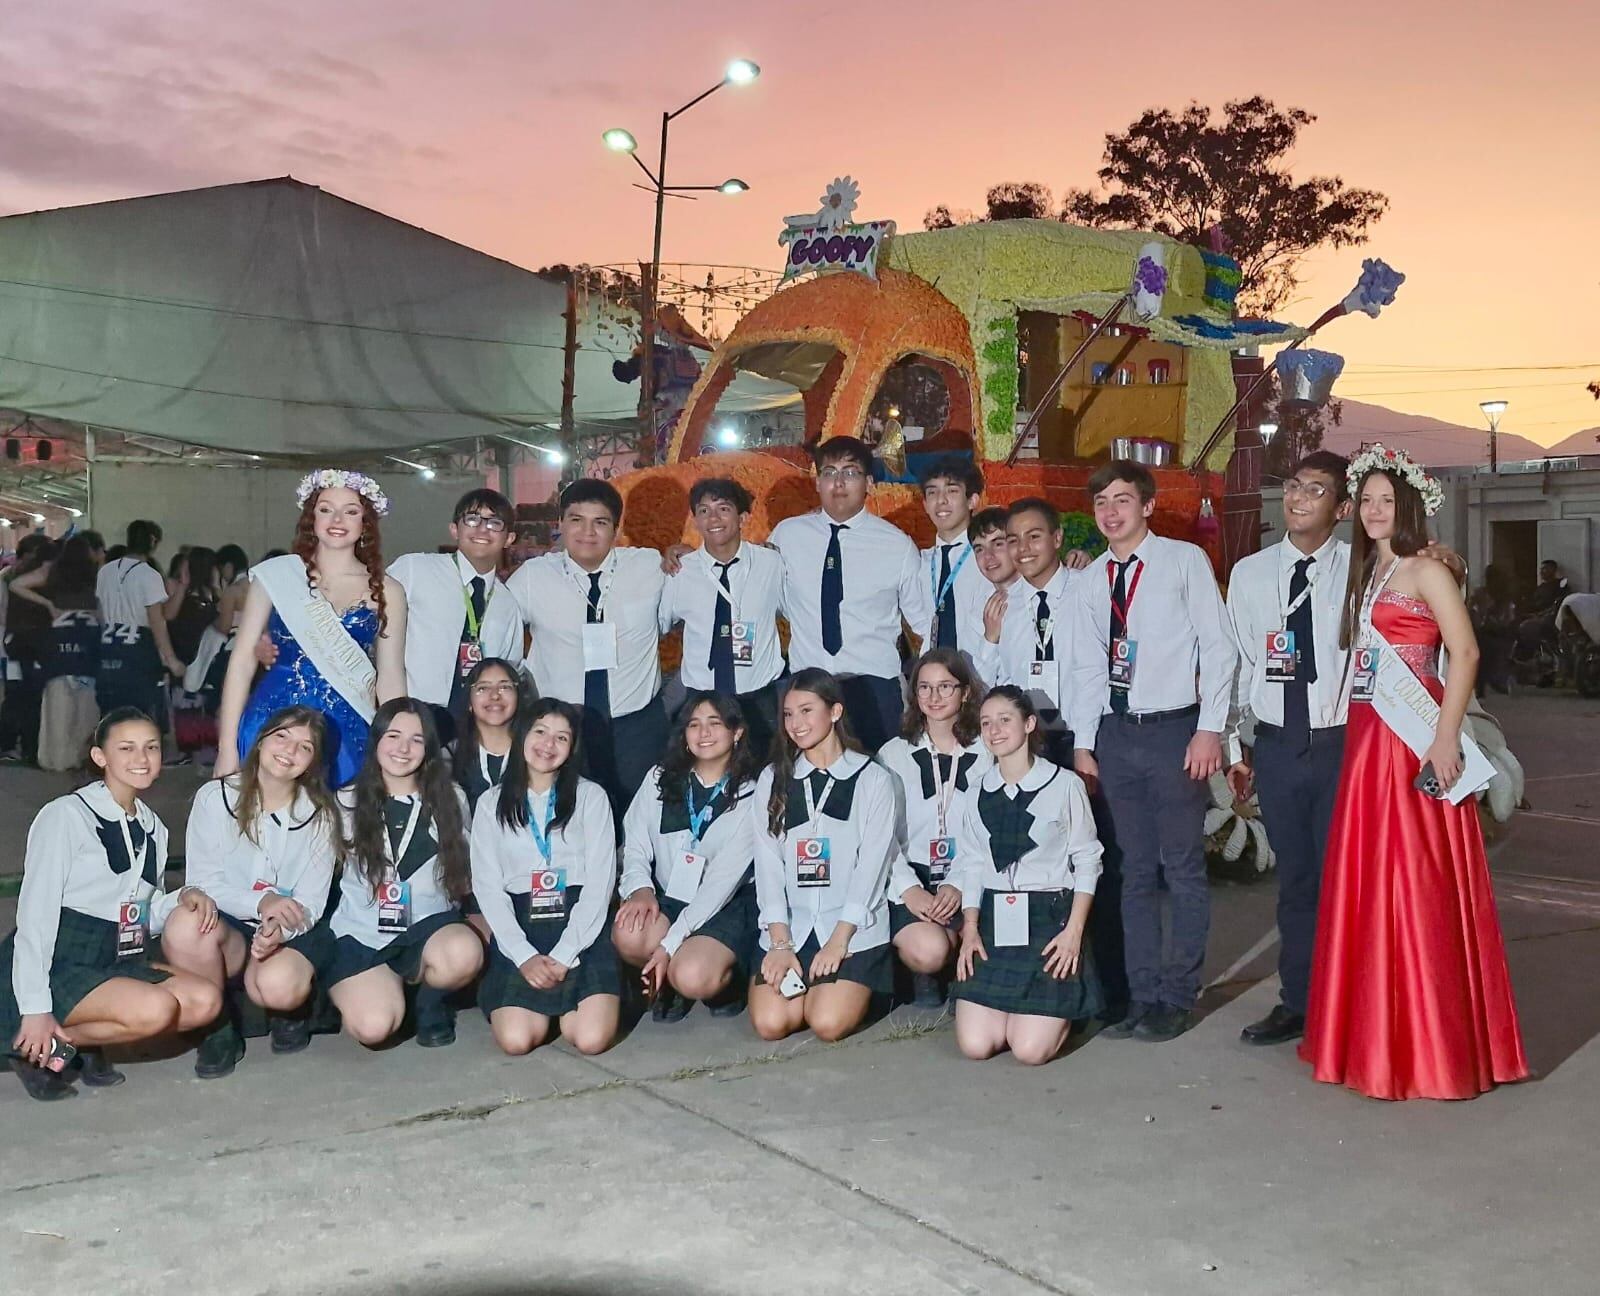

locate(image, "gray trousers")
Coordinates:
1097 710 1210 1010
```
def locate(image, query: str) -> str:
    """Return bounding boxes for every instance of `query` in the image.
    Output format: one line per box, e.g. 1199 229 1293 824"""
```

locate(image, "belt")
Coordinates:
1112 703 1199 727
1254 720 1346 741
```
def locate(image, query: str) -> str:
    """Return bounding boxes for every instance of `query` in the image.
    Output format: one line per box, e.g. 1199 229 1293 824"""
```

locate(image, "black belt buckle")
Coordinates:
1126 704 1199 727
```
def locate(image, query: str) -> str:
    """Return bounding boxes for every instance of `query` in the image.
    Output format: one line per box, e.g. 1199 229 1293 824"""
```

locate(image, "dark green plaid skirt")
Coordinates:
890 861 961 937
478 886 621 1019
1 909 171 1039
300 909 467 989
952 890 1104 1021
754 933 894 994
659 873 757 973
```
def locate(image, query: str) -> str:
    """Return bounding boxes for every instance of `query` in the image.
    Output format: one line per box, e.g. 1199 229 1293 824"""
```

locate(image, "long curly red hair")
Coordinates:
291 489 388 632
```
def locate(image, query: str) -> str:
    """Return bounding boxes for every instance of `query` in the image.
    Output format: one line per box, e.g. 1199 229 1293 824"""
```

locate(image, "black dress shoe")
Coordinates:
1100 1000 1156 1039
194 1023 244 1079
1240 1004 1305 1046
75 1048 126 1087
911 972 946 1008
707 996 745 1019
1133 1004 1194 1042
269 1015 313 1055
9 1055 77 1102
413 989 457 1048
651 990 692 1023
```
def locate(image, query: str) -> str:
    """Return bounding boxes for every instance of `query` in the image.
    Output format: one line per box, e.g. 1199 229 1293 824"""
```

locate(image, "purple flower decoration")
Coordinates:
1342 258 1406 318
1134 256 1167 298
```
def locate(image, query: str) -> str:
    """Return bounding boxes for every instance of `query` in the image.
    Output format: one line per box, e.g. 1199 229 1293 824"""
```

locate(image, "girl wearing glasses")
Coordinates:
876 650 991 1006
453 656 532 941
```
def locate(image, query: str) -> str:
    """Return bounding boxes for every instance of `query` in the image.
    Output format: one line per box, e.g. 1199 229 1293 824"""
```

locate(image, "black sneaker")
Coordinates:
707 982 747 1018
8 1055 77 1102
414 988 457 1048
1100 1000 1156 1039
75 1048 126 1088
1240 1004 1305 1046
911 972 946 1008
269 1015 312 1055
1133 1004 1194 1042
194 1022 244 1079
651 989 692 1023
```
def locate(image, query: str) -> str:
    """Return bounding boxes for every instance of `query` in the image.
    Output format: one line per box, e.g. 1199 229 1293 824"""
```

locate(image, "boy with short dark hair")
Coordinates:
917 455 989 657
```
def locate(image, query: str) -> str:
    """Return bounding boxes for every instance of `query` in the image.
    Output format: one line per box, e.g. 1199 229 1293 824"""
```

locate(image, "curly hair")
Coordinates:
658 691 763 808
291 488 389 633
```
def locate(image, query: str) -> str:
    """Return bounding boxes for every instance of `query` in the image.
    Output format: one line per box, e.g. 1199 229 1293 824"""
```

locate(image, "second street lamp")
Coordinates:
1480 398 1509 474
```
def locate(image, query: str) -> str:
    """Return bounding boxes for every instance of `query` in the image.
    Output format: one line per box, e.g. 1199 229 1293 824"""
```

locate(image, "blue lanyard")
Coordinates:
686 774 729 844
930 543 971 612
526 791 556 864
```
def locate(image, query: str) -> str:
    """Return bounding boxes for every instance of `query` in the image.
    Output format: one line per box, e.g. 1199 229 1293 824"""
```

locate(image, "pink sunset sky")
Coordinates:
5 0 1598 445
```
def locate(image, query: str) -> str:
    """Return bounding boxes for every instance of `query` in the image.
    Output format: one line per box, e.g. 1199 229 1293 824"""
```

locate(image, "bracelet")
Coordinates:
769 939 794 952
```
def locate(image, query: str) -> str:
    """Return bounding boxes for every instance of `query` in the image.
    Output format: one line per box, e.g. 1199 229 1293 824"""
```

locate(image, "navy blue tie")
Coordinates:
935 545 958 650
1034 590 1053 661
821 523 845 655
1283 557 1317 750
709 558 739 696
583 572 610 718
1109 557 1135 715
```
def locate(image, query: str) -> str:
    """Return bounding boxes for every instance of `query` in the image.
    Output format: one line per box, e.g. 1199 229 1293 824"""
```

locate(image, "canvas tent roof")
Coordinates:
0 177 785 456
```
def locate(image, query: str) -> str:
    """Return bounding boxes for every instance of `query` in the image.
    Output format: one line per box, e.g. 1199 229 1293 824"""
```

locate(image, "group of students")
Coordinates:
1 436 1529 1103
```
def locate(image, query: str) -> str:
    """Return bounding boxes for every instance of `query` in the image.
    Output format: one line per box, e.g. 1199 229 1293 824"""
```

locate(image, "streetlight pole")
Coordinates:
1480 398 1508 474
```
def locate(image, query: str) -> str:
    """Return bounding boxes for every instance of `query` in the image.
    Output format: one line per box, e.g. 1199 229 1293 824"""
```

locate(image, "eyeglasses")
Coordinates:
1283 481 1332 501
471 682 517 697
458 514 507 532
915 680 963 698
817 467 866 481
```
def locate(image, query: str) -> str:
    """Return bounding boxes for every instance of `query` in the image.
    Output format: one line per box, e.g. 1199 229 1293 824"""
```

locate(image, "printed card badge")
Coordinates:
666 851 706 903
1030 660 1046 678
1350 648 1377 703
582 622 618 671
1264 629 1297 683
117 900 148 960
731 620 756 665
795 837 832 887
1109 638 1137 691
993 892 1030 948
252 880 293 897
927 836 956 883
376 880 411 934
529 867 568 919
457 640 484 678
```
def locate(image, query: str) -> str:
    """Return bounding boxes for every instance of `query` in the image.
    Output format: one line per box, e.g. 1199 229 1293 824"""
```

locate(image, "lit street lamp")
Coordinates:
604 59 760 461
1480 399 1509 473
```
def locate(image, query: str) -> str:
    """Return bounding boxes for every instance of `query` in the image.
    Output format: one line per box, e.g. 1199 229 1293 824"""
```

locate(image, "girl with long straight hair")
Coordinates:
183 705 342 1077
614 691 763 1023
452 657 530 814
309 699 482 1049
749 668 898 1044
876 649 991 1005
471 698 620 1056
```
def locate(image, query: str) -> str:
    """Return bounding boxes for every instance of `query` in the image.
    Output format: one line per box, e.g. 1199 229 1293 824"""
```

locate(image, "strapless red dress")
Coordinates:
1299 591 1528 1100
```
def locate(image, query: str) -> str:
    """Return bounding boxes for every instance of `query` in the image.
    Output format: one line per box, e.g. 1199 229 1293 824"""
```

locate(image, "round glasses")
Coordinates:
458 514 508 532
915 680 963 698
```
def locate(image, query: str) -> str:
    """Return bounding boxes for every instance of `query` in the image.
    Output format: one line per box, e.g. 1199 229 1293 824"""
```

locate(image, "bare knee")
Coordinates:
749 997 799 1042
1010 1040 1059 1067
896 928 951 975
611 926 656 967
422 932 484 990
345 1008 402 1048
162 904 223 956
957 1029 1003 1061
131 990 184 1038
492 1018 546 1056
807 1007 863 1044
565 1023 615 1056
670 960 729 1003
249 966 312 1013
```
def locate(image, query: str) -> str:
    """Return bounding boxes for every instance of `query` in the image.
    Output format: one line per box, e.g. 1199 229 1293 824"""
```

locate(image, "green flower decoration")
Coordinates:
1058 510 1105 560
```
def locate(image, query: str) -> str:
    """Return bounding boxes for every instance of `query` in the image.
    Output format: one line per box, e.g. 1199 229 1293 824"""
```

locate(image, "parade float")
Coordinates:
611 178 1400 576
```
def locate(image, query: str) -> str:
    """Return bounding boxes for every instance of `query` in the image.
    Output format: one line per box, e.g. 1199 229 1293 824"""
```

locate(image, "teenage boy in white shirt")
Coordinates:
1070 460 1237 1042
917 455 991 660
769 436 931 753
507 479 667 819
388 489 524 745
660 476 786 757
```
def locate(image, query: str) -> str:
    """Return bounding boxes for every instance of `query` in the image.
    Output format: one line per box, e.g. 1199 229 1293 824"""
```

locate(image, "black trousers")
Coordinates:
581 694 669 829
1252 722 1346 1015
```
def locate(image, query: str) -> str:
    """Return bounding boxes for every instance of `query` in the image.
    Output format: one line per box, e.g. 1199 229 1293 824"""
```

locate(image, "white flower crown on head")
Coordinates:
295 469 391 517
1346 443 1444 517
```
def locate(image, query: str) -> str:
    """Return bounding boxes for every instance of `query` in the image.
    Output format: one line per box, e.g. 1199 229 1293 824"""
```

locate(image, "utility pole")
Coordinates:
561 269 580 483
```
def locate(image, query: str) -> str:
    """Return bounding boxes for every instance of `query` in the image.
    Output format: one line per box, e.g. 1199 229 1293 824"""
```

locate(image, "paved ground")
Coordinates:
2 689 1598 1295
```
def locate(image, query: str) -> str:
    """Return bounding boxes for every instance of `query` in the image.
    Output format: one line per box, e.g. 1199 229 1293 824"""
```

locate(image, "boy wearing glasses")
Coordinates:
769 436 931 752
389 488 524 743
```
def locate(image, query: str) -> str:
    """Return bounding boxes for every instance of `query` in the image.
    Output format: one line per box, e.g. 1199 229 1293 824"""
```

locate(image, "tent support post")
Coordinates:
84 426 96 528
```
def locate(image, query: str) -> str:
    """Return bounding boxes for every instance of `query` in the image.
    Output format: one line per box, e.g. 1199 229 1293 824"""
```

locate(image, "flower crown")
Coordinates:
295 469 391 517
1346 443 1443 517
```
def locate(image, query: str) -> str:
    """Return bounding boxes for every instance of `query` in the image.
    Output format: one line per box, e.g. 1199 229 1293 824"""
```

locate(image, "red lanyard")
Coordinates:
1107 558 1144 636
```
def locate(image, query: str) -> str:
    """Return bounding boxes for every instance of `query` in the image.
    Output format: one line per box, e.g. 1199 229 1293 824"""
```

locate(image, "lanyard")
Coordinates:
801 771 836 837
1280 552 1321 622
460 575 495 642
929 543 971 613
383 796 423 876
1358 558 1400 646
1107 558 1145 635
928 746 959 837
709 553 742 619
526 790 557 864
564 554 615 621
686 773 730 844
117 811 148 901
479 745 507 788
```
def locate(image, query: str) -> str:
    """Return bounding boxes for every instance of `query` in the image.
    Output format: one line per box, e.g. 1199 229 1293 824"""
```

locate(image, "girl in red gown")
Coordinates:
1301 455 1528 1100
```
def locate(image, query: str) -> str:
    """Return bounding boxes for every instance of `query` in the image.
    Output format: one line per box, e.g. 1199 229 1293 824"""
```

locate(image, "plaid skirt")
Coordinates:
0 909 171 1039
218 911 322 961
478 887 621 1019
889 861 962 937
952 890 1105 1021
659 873 758 974
301 910 467 988
754 933 894 995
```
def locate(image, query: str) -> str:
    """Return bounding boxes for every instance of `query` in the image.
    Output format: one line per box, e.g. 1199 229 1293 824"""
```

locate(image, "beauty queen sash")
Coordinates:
251 554 377 723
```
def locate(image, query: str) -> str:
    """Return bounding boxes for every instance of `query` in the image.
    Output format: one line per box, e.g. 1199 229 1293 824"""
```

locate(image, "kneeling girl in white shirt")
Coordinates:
452 656 534 943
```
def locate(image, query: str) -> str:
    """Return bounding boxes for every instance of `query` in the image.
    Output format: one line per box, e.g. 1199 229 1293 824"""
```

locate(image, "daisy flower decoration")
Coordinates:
295 468 392 517
1345 443 1444 517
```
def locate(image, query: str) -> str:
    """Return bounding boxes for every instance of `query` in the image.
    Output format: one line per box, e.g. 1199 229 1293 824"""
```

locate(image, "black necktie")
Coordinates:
584 572 610 718
1109 556 1136 715
935 545 958 650
1283 556 1317 749
1035 590 1053 661
821 523 845 655
449 576 490 715
709 558 739 696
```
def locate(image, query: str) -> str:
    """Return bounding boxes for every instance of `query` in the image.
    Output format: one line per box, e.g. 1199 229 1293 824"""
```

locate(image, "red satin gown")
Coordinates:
1300 590 1528 1100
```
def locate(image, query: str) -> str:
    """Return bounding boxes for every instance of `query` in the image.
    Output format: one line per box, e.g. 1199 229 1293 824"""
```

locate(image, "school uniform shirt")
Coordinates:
1068 534 1238 750
456 742 511 813
920 537 992 658
770 508 932 679
660 541 786 693
329 788 469 949
507 548 665 718
470 778 617 969
1226 535 1351 733
949 759 1103 911
389 551 522 707
973 564 1084 728
95 556 165 633
619 765 757 956
752 749 896 954
183 778 339 932
876 735 992 902
11 784 182 1016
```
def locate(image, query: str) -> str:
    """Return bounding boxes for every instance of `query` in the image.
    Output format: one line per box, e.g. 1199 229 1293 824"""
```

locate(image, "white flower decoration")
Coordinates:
295 468 392 517
816 176 860 232
1205 774 1275 873
1345 443 1444 517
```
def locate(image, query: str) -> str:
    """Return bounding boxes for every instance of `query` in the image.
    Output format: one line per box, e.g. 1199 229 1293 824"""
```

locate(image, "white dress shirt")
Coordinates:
507 548 665 717
12 783 183 1016
329 787 469 948
470 778 617 970
876 734 992 902
95 556 165 631
660 541 785 693
974 563 1084 729
184 778 339 931
920 537 992 659
753 749 896 954
770 508 931 679
1227 534 1351 735
949 759 1104 910
619 765 758 956
389 551 523 706
1068 533 1238 748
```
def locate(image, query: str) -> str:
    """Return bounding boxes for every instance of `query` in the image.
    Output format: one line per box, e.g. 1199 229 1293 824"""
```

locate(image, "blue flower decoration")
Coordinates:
1345 258 1405 318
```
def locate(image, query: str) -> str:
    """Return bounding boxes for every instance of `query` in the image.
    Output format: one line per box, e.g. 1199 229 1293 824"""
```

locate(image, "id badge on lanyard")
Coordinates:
1107 559 1143 693
378 799 423 934
927 750 959 883
116 815 149 960
526 793 567 918
1264 629 1297 683
459 579 491 678
713 577 756 666
795 774 834 888
1350 648 1377 703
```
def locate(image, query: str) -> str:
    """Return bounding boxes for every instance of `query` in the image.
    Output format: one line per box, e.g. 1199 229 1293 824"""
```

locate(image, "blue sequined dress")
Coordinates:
237 607 379 788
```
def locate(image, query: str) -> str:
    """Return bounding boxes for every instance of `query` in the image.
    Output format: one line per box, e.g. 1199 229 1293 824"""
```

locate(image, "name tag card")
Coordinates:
795 838 832 887
927 837 956 883
582 623 618 671
666 850 706 903
117 900 148 960
376 880 411 935
731 621 756 665
1350 648 1377 703
1109 638 1137 691
1264 629 1296 683
1030 660 1046 678
529 867 568 919
993 892 1030 947
458 641 484 678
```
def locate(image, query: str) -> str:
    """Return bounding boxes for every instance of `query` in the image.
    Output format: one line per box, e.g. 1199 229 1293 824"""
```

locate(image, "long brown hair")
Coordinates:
229 706 343 849
348 699 470 902
901 648 981 746
292 488 389 633
766 669 863 837
1339 468 1430 650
